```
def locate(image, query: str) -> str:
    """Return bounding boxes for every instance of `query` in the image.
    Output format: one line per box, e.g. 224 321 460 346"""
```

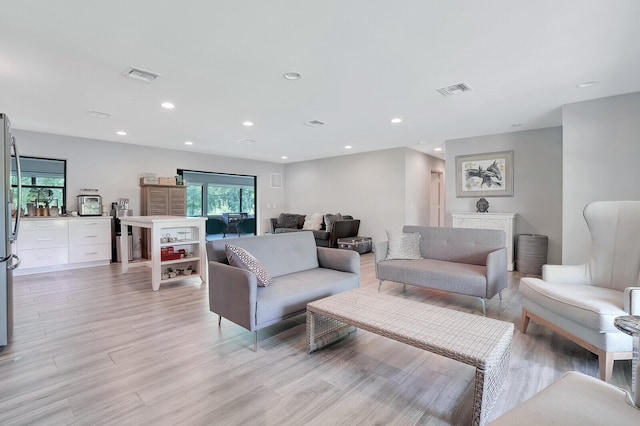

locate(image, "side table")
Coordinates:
614 315 640 408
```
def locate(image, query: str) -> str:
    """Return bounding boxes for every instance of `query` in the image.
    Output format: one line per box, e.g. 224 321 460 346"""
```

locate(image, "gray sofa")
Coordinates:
375 225 507 315
206 231 360 349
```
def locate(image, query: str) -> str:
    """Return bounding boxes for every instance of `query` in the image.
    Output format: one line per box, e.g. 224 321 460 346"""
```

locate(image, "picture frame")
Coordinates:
455 150 514 197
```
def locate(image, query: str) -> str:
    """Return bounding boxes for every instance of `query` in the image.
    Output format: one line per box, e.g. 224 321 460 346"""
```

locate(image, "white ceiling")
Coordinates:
1 1 639 163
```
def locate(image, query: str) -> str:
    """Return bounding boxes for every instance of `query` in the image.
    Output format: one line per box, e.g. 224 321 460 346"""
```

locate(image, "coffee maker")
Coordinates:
111 198 133 262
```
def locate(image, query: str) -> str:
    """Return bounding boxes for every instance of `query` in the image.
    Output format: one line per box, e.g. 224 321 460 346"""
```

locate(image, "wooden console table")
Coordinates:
119 216 206 291
451 212 517 271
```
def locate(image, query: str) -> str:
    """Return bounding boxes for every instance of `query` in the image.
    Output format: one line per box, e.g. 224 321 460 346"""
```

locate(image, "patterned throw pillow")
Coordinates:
225 244 272 287
324 213 343 233
385 231 422 260
302 212 324 230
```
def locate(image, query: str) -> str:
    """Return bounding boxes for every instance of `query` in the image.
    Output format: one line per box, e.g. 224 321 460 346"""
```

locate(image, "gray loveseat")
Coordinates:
207 231 360 349
375 225 507 315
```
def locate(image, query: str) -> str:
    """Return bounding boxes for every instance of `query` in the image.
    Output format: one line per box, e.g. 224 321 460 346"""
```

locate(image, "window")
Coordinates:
178 170 256 218
11 156 66 215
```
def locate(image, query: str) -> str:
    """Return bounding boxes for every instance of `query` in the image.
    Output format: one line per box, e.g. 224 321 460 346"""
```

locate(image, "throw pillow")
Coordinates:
225 244 272 287
302 212 324 230
324 213 343 233
277 213 302 229
385 231 422 260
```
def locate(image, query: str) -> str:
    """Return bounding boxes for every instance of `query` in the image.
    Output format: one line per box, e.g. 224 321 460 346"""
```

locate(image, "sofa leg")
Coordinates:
479 298 486 316
254 331 258 352
378 280 383 292
520 309 530 333
499 290 503 301
218 315 222 326
599 352 614 382
403 284 406 292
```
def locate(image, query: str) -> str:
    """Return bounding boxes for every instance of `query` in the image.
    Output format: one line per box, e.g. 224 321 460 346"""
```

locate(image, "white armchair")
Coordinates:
520 200 640 382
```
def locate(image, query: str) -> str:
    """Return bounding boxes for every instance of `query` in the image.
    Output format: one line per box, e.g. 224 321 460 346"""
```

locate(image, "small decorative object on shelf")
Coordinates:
476 197 490 213
184 265 194 275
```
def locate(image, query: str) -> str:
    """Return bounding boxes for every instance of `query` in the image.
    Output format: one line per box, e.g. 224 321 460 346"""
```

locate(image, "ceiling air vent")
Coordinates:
303 120 325 127
123 67 160 83
436 82 473 97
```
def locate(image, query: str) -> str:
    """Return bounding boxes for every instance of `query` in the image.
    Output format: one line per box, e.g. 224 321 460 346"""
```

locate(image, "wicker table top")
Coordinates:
307 288 514 369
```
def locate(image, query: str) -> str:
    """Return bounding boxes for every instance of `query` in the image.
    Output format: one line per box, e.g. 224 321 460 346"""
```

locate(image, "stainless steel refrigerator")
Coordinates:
1 114 22 346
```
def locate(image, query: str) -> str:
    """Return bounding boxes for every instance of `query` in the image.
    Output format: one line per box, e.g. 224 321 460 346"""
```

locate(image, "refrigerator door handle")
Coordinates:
7 253 20 270
10 135 21 242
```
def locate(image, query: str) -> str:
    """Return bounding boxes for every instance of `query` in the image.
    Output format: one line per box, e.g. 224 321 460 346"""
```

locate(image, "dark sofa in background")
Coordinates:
270 213 360 248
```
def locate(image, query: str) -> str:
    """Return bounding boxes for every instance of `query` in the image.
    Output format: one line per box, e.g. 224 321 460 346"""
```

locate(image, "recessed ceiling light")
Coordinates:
116 131 127 136
184 141 193 145
283 72 301 80
434 147 443 152
161 102 175 109
345 145 353 149
281 156 288 160
390 117 402 124
577 81 598 88
242 121 254 127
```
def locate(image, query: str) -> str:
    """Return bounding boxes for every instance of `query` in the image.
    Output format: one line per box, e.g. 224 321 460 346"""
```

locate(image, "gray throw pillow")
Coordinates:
385 231 422 260
225 244 272 287
277 213 302 229
324 213 343 233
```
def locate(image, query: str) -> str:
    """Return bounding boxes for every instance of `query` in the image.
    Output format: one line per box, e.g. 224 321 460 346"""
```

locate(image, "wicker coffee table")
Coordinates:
306 289 514 426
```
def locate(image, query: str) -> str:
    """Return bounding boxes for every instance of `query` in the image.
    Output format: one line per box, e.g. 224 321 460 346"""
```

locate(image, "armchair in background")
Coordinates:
205 217 228 238
270 213 360 248
520 201 640 381
236 217 256 236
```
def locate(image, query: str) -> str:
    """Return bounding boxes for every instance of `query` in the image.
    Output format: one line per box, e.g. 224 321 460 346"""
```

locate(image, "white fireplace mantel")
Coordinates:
451 212 518 271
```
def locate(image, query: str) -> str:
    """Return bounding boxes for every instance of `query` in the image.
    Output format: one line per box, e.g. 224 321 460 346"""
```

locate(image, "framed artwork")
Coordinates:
455 150 514 197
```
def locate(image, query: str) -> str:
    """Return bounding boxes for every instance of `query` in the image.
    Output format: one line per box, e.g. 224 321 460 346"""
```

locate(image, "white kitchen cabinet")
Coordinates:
15 216 111 275
68 218 111 263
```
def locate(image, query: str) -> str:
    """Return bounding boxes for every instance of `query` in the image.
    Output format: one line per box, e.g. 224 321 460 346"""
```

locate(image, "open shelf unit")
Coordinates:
119 216 207 291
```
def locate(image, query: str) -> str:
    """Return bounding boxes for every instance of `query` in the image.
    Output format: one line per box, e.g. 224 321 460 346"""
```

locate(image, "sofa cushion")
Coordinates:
520 278 626 333
324 213 343 232
277 213 305 229
225 244 272 287
303 212 324 230
256 267 359 326
208 232 319 278
378 258 489 297
385 231 422 260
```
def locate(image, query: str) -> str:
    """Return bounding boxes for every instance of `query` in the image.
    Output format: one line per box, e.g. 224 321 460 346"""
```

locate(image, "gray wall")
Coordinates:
284 147 445 244
445 127 563 264
14 130 286 238
562 92 640 264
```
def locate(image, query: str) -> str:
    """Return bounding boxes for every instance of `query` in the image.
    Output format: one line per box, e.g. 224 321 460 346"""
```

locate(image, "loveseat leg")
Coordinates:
254 331 258 352
218 315 222 326
499 290 503 301
479 298 487 316
378 280 383 292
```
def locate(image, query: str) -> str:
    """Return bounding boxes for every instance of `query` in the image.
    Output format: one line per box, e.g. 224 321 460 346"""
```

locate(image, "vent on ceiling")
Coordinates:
123 67 160 83
237 138 256 144
436 82 472 97
303 120 326 127
87 110 111 119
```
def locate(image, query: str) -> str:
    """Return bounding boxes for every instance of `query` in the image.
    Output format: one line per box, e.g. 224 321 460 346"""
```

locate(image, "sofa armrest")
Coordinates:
624 287 640 315
208 261 258 331
486 247 508 298
328 219 361 248
317 247 360 275
374 241 388 279
542 263 589 284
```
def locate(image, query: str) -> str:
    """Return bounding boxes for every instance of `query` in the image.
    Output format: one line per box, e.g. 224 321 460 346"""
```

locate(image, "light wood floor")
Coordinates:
0 254 632 425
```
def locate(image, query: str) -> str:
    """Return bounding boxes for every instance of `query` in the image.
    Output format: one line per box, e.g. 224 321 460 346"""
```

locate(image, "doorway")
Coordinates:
429 172 444 227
